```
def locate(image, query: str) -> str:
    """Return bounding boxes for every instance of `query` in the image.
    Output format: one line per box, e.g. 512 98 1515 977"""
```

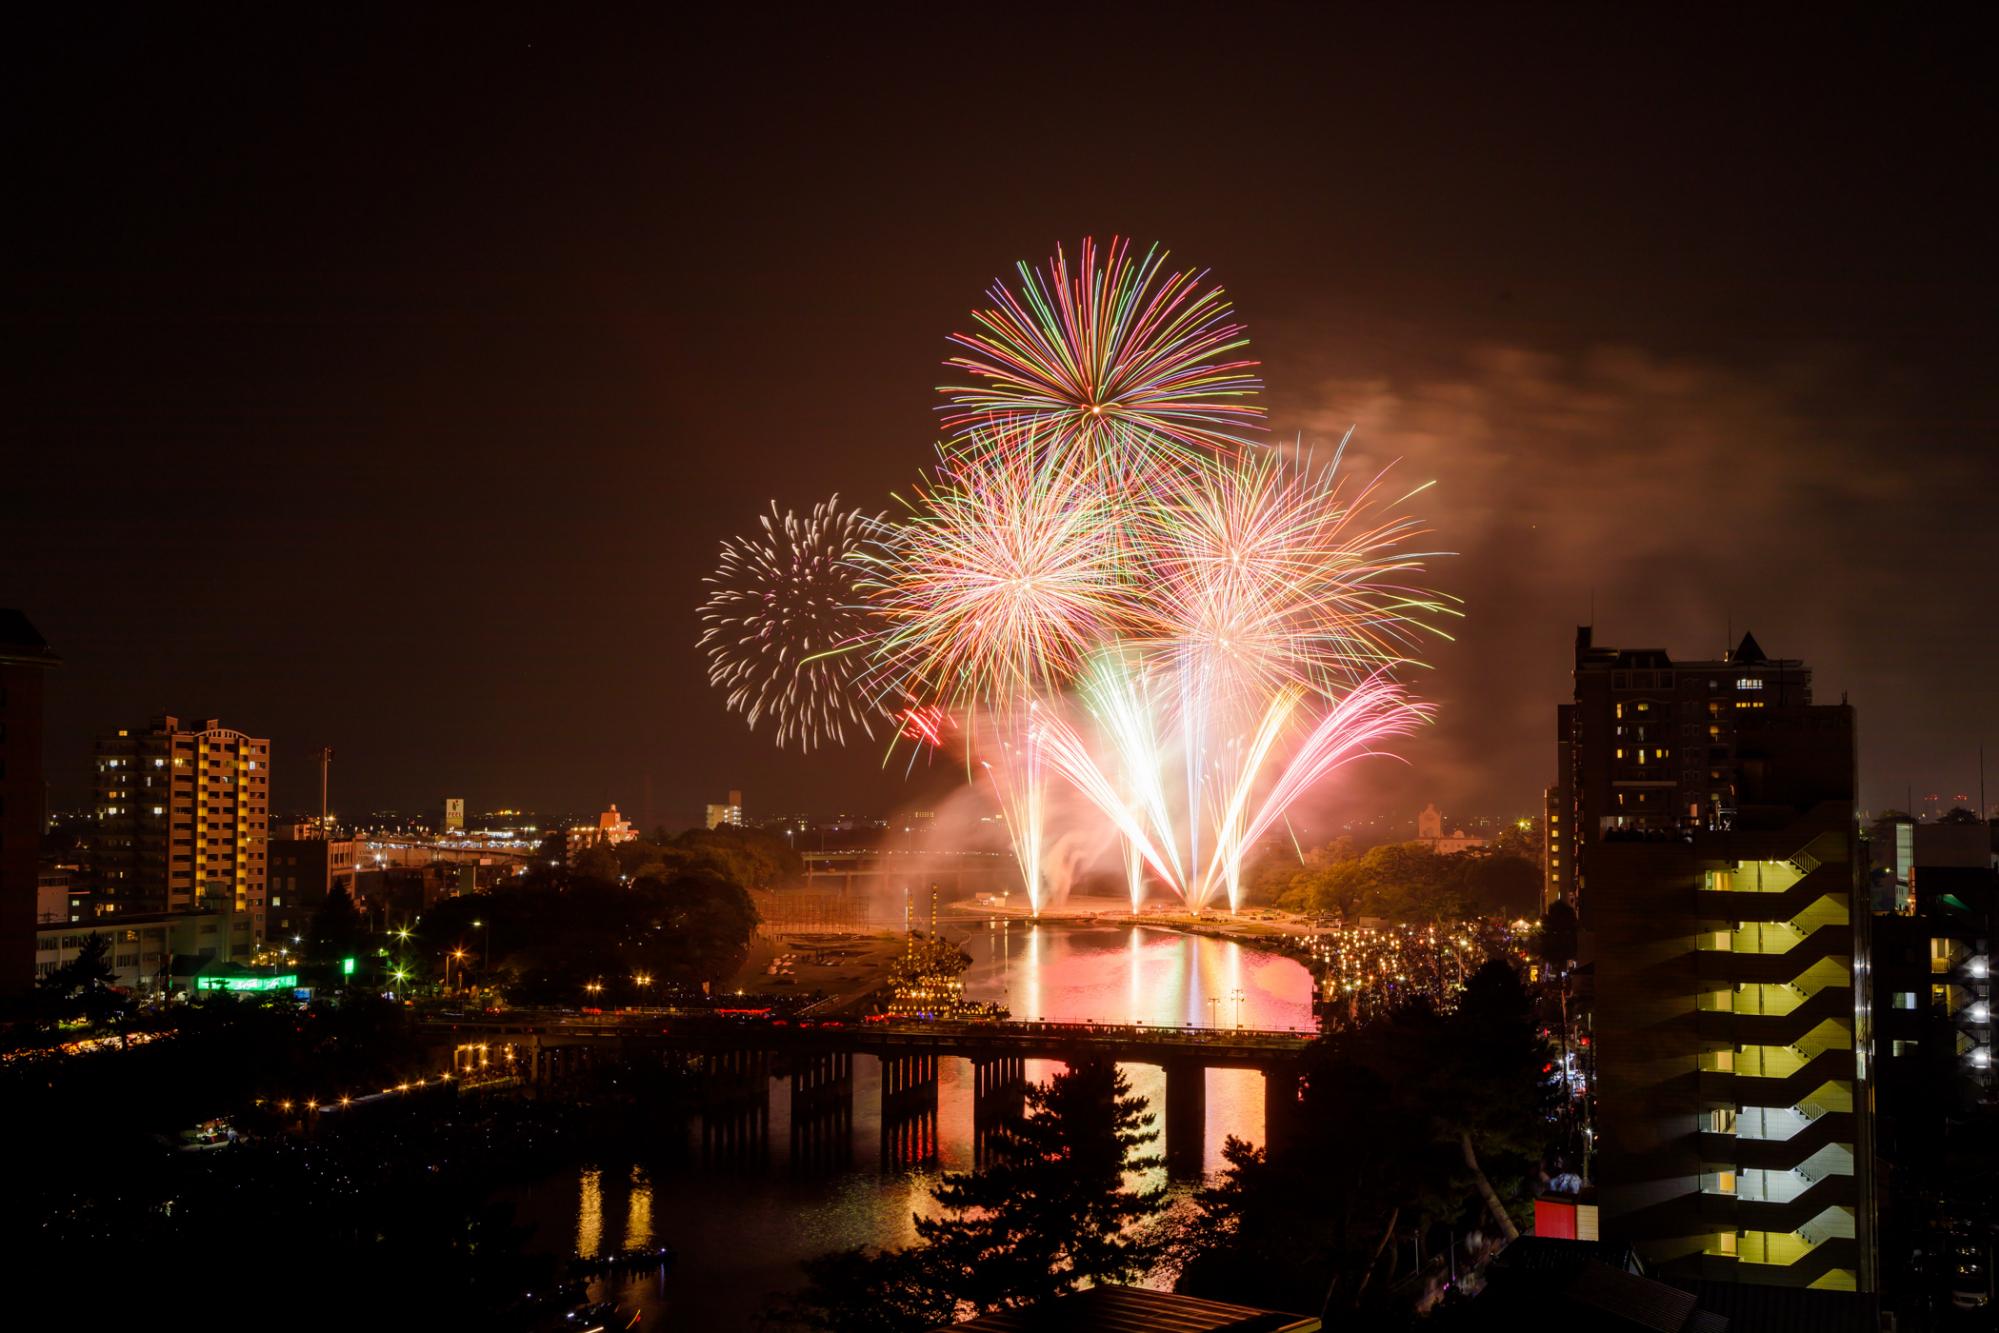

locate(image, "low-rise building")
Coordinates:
1414 803 1488 856
36 906 255 995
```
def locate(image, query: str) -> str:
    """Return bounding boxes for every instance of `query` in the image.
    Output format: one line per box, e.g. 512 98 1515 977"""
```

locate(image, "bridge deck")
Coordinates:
422 1013 1313 1068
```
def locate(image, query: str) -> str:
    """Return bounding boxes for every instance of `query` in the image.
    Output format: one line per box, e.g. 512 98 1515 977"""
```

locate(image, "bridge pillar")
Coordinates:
1263 1063 1301 1159
1164 1059 1206 1177
788 1051 854 1173
972 1055 1027 1163
700 1047 771 1165
880 1052 940 1169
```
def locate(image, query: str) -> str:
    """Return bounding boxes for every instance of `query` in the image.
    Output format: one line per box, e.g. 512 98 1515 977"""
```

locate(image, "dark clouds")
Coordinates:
1271 338 1997 819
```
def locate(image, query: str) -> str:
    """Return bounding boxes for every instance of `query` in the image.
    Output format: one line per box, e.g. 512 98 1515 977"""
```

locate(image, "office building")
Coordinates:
706 789 744 830
1 610 59 993
36 904 255 994
1559 629 1875 1292
90 716 271 940
266 832 359 942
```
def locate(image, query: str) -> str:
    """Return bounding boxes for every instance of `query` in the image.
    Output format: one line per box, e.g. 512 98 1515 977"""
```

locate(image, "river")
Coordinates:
507 921 1314 1329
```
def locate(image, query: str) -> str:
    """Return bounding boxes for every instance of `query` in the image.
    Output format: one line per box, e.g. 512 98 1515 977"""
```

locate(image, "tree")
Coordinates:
791 1060 1165 1327
917 1058 1164 1310
1452 853 1540 917
1174 957 1550 1318
779 1246 958 1333
571 841 622 885
307 887 366 964
1940 806 1984 825
37 933 127 1025
670 825 803 888
422 870 760 1003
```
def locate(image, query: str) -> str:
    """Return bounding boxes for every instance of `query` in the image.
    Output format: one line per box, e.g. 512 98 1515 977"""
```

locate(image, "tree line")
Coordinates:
1247 838 1541 921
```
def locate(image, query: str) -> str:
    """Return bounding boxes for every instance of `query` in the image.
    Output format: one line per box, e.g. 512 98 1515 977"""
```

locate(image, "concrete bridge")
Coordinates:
423 1013 1312 1175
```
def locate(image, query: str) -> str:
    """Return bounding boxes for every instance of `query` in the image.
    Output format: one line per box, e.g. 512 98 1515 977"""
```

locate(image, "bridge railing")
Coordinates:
420 1010 1315 1048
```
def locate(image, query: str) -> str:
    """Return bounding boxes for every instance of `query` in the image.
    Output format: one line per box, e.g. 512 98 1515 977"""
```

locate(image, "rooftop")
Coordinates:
937 1287 1319 1333
0 608 60 667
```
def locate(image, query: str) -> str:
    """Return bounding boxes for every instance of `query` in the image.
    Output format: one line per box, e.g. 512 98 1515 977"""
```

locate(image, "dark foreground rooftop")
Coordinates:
937 1287 1319 1333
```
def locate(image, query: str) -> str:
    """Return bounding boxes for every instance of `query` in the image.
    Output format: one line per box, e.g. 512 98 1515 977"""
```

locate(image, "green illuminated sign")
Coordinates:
195 973 299 992
341 957 356 976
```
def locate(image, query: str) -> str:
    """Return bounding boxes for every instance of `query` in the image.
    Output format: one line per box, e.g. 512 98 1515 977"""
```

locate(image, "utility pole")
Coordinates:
317 747 334 835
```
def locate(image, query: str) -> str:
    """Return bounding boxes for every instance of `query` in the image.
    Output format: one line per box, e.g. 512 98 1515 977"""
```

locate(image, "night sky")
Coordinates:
8 8 1994 828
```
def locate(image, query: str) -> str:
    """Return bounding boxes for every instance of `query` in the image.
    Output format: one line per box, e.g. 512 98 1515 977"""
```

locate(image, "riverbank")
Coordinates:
939 893 1324 962
727 927 927 1014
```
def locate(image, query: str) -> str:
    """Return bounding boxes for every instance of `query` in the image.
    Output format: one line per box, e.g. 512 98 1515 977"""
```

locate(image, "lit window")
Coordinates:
1736 677 1762 690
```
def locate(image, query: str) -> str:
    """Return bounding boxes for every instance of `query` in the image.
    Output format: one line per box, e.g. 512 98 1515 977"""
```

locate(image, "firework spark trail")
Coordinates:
698 496 883 751
940 237 1265 464
1075 652 1184 887
1209 674 1433 907
978 702 1049 913
1032 702 1187 899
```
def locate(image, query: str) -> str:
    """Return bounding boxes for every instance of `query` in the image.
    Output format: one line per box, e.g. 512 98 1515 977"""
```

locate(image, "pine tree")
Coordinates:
916 1057 1165 1310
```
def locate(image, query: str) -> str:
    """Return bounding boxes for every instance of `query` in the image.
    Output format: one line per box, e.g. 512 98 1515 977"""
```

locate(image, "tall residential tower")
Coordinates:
1560 629 1874 1293
91 716 271 940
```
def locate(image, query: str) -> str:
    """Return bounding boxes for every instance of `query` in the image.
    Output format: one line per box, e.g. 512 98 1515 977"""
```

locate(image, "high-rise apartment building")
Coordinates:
91 716 271 940
1559 629 1875 1293
1 610 60 993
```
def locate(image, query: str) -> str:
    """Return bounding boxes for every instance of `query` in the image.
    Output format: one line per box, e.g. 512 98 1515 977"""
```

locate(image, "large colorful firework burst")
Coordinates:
1141 441 1459 708
855 421 1147 709
940 236 1265 464
697 237 1454 917
698 496 883 750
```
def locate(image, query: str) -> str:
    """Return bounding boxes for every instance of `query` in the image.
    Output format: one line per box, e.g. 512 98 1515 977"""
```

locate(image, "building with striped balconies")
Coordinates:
1564 631 1875 1297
